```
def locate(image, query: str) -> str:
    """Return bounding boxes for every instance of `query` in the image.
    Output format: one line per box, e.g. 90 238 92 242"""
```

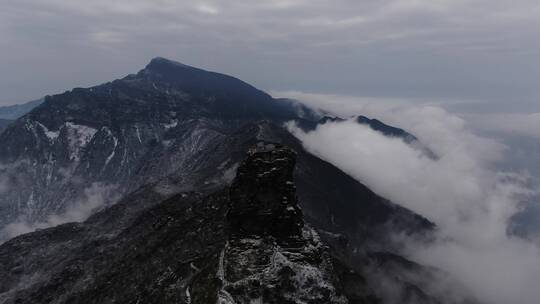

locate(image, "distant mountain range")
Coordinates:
0 98 43 134
0 58 475 304
0 98 43 120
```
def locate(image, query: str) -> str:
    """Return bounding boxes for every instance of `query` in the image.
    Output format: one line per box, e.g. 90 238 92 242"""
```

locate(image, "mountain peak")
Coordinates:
146 57 193 68
145 57 195 71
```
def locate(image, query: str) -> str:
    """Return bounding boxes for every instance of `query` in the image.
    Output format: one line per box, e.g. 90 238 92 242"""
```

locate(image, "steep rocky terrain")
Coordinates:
0 57 295 233
0 144 363 303
0 143 471 304
0 58 479 303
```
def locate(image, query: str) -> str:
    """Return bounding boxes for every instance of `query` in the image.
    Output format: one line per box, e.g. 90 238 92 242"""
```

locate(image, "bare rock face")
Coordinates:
228 142 303 239
219 143 348 304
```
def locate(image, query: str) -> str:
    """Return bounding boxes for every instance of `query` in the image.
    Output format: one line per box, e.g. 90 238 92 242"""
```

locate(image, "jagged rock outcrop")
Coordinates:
228 142 303 238
221 143 347 303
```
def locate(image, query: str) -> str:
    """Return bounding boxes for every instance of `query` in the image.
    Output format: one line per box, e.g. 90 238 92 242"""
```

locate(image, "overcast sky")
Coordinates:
1 0 539 111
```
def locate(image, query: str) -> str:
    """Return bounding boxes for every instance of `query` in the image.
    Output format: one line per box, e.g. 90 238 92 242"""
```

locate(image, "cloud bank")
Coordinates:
285 93 540 303
0 183 118 242
463 113 540 139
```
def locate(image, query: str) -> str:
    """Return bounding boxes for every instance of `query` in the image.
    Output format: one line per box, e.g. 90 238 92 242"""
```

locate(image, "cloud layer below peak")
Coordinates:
284 91 540 304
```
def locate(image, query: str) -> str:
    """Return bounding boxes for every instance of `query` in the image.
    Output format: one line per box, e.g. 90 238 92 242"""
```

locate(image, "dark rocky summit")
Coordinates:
228 143 304 238
0 58 300 232
221 144 349 303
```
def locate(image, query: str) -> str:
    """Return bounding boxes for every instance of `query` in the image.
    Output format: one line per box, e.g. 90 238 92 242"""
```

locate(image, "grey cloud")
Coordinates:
0 0 539 107
462 113 540 139
286 115 539 304
278 91 540 303
274 90 540 183
0 183 119 242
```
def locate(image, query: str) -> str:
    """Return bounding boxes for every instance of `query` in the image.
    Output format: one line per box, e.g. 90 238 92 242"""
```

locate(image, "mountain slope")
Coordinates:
0 143 476 304
0 58 430 244
0 58 297 231
0 144 354 303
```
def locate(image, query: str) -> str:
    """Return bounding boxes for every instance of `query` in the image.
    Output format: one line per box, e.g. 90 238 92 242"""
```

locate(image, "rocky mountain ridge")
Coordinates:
0 58 431 243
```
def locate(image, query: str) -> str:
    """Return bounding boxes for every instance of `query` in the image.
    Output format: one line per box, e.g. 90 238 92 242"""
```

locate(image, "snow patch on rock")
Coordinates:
65 122 97 161
163 120 178 130
35 121 60 141
102 127 118 167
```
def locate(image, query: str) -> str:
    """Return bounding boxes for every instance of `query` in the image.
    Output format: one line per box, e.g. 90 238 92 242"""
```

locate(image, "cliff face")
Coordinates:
227 143 303 238
219 144 349 303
